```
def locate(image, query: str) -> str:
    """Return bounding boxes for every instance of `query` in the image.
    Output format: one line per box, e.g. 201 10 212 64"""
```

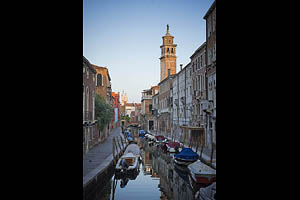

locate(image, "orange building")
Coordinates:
92 64 112 104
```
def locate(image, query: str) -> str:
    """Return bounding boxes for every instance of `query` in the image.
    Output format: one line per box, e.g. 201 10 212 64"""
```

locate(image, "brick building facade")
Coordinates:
92 64 113 141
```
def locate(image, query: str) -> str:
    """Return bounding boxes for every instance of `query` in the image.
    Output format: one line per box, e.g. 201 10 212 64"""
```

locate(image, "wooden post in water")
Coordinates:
120 136 124 151
116 136 122 155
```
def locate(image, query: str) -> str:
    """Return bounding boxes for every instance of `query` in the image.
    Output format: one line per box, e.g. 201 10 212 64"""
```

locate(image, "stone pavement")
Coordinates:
83 127 124 177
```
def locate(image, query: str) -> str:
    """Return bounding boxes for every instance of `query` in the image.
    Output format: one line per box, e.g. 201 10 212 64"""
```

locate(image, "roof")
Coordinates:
91 64 111 81
190 42 206 59
203 0 216 19
83 56 96 74
158 74 176 86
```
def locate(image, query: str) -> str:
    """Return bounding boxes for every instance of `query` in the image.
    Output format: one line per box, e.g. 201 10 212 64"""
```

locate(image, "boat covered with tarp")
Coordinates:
155 135 165 141
174 148 199 165
166 142 181 153
188 160 216 185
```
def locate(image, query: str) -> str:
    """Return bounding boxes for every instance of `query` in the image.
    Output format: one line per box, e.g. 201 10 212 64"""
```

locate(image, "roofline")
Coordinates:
203 0 216 19
190 42 206 59
158 74 176 85
91 64 111 81
83 56 96 74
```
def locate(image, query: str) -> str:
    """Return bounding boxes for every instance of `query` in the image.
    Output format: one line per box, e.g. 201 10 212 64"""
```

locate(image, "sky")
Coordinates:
83 0 214 103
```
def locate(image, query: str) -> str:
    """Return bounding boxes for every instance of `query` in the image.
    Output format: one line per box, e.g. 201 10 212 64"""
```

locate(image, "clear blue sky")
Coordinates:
83 0 214 103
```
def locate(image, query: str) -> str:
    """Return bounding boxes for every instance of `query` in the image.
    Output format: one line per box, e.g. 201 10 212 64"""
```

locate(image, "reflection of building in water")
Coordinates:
98 179 112 200
152 149 197 200
152 152 174 200
172 167 194 200
142 150 153 175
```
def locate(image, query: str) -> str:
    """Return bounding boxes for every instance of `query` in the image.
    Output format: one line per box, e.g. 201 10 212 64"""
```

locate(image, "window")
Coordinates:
97 74 102 86
171 48 173 53
167 48 169 53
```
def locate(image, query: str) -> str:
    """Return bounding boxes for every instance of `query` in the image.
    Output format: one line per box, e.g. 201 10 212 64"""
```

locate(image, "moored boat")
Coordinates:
155 135 165 142
188 160 216 185
124 143 141 160
174 148 199 165
166 141 181 153
115 152 139 173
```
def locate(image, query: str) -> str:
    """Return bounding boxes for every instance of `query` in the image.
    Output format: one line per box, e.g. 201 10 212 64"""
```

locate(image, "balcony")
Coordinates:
141 94 152 101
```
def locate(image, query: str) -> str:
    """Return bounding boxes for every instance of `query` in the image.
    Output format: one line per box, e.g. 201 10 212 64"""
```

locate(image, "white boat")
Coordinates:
124 144 141 160
115 152 139 172
188 160 216 185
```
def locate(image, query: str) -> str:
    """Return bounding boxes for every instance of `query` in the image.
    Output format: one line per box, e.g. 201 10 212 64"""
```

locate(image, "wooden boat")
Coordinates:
166 142 181 153
124 144 141 160
174 148 199 166
155 135 165 142
115 152 139 173
188 160 216 185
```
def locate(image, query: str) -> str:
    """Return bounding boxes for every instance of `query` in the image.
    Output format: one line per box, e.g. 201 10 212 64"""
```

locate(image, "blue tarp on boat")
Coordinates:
128 136 133 141
174 148 199 161
125 131 132 137
139 130 145 137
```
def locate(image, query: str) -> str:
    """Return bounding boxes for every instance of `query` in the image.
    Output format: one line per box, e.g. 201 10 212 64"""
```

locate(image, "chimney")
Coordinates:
180 64 183 71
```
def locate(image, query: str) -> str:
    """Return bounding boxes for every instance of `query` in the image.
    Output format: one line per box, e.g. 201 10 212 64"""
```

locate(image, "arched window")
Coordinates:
97 74 102 86
167 48 169 53
171 48 173 53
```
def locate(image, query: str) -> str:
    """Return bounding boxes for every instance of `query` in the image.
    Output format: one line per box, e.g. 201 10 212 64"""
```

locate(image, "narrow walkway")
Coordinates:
83 127 124 177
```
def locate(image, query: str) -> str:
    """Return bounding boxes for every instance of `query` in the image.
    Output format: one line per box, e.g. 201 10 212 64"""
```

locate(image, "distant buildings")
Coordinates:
141 86 159 132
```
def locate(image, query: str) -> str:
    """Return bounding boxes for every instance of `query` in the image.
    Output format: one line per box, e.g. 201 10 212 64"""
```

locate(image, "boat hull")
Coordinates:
190 171 216 185
174 158 197 166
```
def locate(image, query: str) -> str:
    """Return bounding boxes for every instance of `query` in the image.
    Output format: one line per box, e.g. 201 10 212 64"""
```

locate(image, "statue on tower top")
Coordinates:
166 24 169 34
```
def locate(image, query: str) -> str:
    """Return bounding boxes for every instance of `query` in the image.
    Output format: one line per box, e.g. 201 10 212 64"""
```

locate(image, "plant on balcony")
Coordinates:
95 94 114 131
121 115 130 122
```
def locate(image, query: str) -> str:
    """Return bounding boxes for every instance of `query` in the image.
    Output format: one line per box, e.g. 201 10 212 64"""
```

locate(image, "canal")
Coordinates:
95 134 215 200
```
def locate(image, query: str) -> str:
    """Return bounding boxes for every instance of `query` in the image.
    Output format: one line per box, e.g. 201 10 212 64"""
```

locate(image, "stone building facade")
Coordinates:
157 75 174 138
190 42 209 146
204 0 216 149
83 56 98 155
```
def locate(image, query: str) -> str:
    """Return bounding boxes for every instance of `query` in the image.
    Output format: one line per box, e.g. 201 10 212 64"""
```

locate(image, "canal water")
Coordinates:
96 133 214 200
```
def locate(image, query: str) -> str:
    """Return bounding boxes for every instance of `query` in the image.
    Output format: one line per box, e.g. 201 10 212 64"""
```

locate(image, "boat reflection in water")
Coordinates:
98 136 215 200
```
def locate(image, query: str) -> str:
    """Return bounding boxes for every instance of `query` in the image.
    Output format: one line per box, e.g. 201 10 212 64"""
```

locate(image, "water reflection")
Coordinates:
97 136 214 200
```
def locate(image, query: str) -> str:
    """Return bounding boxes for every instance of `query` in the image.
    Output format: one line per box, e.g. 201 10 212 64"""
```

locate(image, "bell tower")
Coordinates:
160 24 177 82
